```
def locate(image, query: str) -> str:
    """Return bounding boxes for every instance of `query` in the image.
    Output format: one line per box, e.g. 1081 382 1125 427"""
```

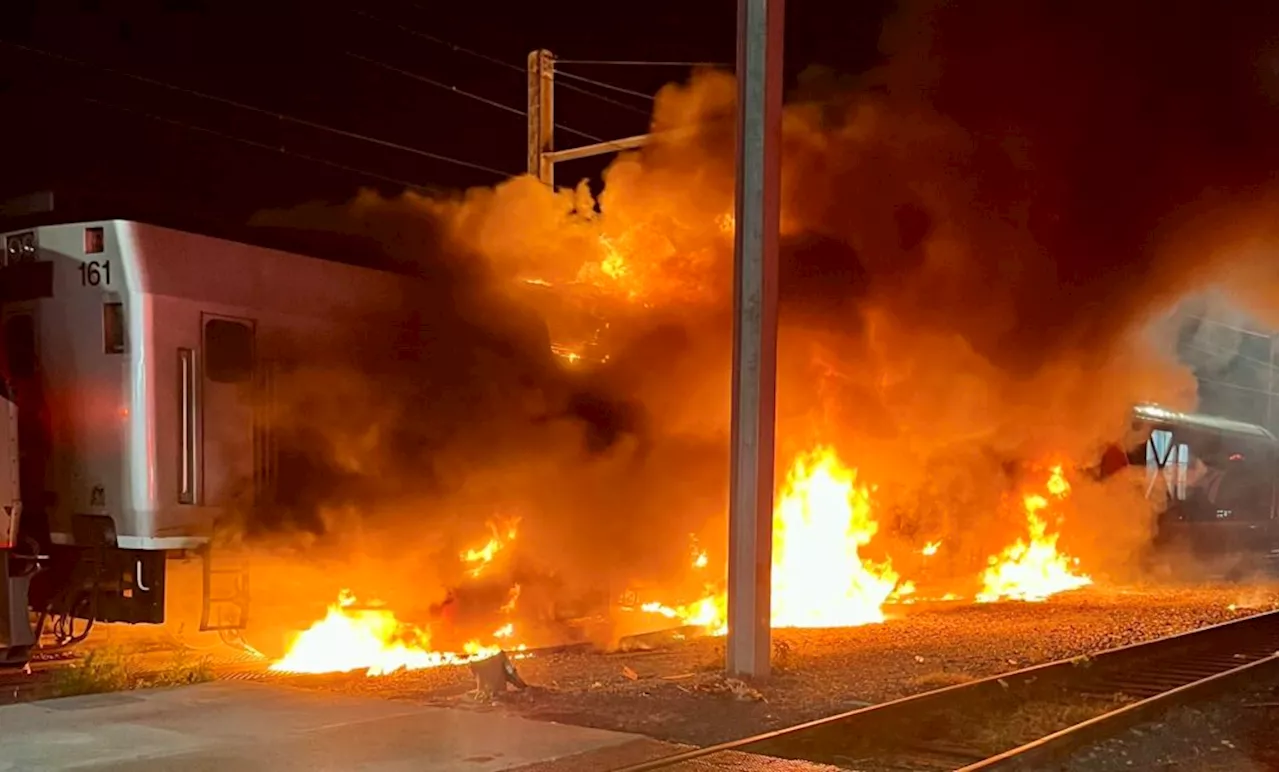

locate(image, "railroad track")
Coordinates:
613 610 1278 772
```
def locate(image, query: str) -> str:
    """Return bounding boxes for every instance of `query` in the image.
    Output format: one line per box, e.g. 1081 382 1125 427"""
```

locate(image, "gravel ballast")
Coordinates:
1050 669 1278 772
281 583 1277 746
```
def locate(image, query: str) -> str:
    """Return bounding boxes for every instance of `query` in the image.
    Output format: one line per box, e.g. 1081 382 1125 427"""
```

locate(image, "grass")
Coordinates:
906 671 977 692
49 647 214 698
963 694 1131 753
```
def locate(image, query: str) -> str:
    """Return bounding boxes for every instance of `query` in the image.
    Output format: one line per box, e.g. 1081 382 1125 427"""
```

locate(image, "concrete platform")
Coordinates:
0 682 641 771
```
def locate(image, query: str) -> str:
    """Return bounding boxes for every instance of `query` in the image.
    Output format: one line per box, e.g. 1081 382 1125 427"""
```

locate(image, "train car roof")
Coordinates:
1 196 429 279
1133 403 1276 442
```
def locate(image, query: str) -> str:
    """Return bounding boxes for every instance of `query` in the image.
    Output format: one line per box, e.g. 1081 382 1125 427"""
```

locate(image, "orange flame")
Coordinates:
461 517 520 578
637 445 905 633
640 596 727 634
770 446 902 627
270 590 517 676
976 465 1092 603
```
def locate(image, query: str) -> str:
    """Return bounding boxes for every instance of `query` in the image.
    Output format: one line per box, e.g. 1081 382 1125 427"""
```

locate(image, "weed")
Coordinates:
907 671 976 692
49 648 214 698
48 649 132 697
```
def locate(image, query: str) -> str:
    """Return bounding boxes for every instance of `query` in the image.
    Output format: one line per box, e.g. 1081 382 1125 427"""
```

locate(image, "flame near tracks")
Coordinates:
272 451 1092 676
271 520 529 677
268 590 514 676
634 449 1092 636
769 446 903 628
977 465 1093 603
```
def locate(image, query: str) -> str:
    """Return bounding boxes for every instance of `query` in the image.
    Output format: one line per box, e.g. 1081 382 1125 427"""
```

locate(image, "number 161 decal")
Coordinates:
80 260 112 287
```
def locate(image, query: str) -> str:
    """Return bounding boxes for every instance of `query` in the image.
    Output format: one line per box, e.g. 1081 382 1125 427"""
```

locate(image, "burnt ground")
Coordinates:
1 582 1274 752
1050 670 1279 772
279 584 1277 746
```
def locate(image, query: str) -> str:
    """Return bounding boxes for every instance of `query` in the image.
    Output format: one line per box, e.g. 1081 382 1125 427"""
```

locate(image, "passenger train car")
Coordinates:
0 220 437 666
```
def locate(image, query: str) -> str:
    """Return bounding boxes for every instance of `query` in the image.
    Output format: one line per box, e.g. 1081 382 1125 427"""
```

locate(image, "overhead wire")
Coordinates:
352 7 525 74
82 98 432 191
345 51 604 142
2 39 516 179
350 7 654 120
551 79 654 117
552 68 656 102
555 59 729 68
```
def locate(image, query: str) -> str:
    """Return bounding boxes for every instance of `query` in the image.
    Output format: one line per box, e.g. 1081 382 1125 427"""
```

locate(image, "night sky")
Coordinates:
1 0 889 233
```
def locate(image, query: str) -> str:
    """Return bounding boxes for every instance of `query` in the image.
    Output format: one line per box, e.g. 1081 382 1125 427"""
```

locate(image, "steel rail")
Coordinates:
610 609 1278 772
957 652 1278 771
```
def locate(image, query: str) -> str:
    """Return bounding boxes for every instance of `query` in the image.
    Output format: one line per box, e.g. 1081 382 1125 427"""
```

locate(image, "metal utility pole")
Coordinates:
725 0 785 680
527 49 555 186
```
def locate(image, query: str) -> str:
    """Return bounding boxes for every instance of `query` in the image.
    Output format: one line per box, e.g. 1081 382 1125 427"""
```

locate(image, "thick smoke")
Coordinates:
217 0 1275 638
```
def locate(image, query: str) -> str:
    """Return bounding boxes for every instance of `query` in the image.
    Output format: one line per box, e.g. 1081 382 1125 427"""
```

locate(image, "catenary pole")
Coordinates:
725 0 784 679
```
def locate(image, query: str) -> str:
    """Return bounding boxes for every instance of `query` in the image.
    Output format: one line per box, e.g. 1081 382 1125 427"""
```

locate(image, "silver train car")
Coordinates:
0 220 423 665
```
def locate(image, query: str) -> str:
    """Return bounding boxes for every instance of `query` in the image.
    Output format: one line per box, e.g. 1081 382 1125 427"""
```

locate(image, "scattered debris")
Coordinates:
693 675 766 702
622 666 639 681
469 650 527 699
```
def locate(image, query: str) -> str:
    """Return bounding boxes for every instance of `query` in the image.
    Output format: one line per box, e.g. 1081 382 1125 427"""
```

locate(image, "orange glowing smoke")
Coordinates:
270 590 515 676
976 466 1092 603
770 446 903 627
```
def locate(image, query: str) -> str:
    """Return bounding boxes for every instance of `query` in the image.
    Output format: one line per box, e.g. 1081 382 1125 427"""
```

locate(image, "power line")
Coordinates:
553 79 654 118
554 69 655 102
82 98 432 191
349 9 651 120
555 59 729 68
352 7 525 75
3 39 516 179
347 51 524 117
349 8 658 118
346 51 604 143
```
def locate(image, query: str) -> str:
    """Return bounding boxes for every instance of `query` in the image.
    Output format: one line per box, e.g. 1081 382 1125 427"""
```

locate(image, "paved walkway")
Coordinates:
0 682 639 771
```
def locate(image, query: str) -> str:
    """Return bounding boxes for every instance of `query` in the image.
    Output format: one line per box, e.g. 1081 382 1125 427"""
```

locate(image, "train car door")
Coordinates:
201 314 256 515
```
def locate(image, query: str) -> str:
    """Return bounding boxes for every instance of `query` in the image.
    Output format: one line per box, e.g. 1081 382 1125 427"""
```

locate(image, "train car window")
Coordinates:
84 227 105 254
3 315 36 379
103 302 125 354
1213 454 1272 521
204 319 253 383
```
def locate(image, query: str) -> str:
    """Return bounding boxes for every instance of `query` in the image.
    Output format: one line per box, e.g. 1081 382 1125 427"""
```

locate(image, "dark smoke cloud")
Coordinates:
230 0 1275 621
236 190 728 629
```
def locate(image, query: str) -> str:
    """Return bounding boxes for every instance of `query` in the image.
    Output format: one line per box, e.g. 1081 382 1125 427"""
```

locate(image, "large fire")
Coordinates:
634 454 1096 635
637 445 905 633
274 456 1095 675
770 446 903 627
976 466 1093 603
